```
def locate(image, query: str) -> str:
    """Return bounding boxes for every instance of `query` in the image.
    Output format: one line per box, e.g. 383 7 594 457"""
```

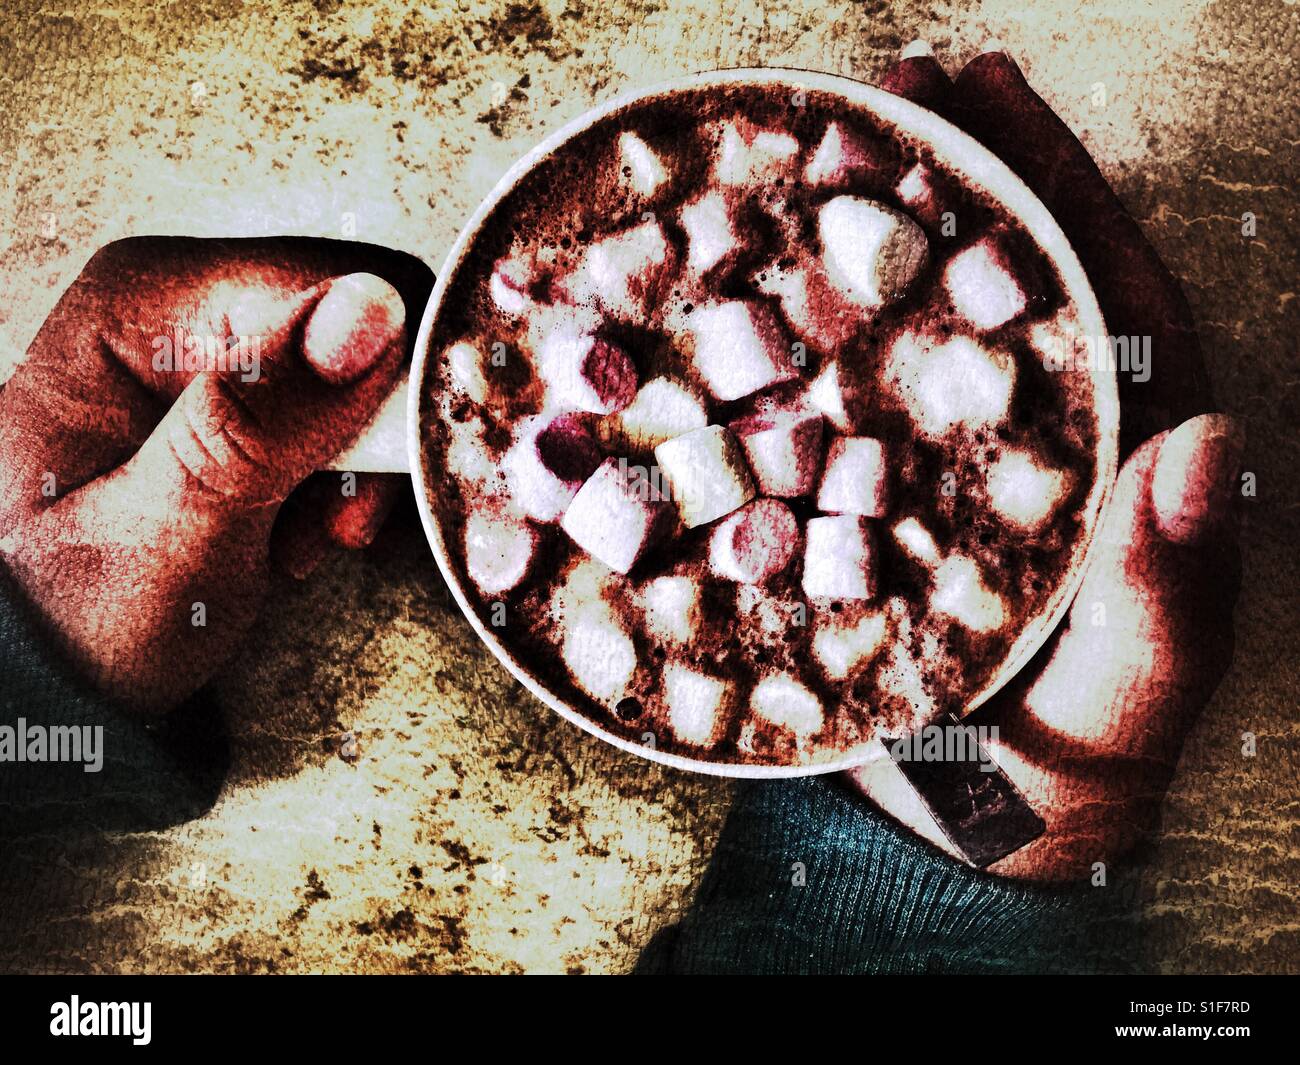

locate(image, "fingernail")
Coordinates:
328 503 385 550
303 273 405 385
900 39 935 60
1152 414 1245 545
970 39 1023 78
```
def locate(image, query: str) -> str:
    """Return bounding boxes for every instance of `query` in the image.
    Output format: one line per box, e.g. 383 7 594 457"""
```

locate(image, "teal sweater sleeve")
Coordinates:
0 572 225 843
2 572 1136 974
637 776 1146 974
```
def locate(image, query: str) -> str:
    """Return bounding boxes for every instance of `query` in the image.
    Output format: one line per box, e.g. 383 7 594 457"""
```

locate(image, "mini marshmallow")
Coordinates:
564 219 672 320
986 448 1073 533
489 254 535 317
504 419 573 523
813 611 888 680
885 332 1016 438
803 122 873 187
617 131 668 196
750 674 823 735
465 504 537 595
447 341 487 404
716 120 799 186
562 604 637 704
491 270 529 317
806 362 852 431
664 665 727 746
640 575 699 644
684 300 796 402
535 413 604 482
561 458 666 574
709 499 799 583
654 425 755 529
504 414 603 522
895 163 930 207
802 515 876 600
819 196 928 308
680 190 738 273
445 413 495 484
894 164 949 229
932 554 1007 633
730 409 825 498
944 239 1027 331
876 639 937 727
817 436 889 517
755 259 857 353
892 516 941 566
607 376 708 451
537 326 638 415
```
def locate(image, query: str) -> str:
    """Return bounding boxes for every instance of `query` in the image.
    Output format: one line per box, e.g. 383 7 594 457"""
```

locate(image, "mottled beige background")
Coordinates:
0 0 1295 973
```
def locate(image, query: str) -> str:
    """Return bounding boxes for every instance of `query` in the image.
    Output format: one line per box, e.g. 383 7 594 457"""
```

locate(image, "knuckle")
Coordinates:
168 378 284 503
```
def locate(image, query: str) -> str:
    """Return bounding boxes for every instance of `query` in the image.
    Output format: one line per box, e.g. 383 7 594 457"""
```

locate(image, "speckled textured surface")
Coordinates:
0 0 1295 973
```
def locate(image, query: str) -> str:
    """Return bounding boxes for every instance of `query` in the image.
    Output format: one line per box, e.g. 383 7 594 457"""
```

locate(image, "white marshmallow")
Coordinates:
444 413 494 485
640 575 699 644
1029 312 1088 373
537 326 638 415
819 196 928 308
654 425 755 529
731 409 825 498
617 131 668 196
802 515 876 601
490 270 530 317
465 505 536 595
804 122 873 187
895 163 931 208
885 332 1016 438
813 611 888 680
564 219 672 320
447 341 487 404
561 458 665 574
750 674 823 735
562 604 636 704
606 376 708 451
680 190 737 273
709 499 799 583
664 665 727 746
504 417 576 522
876 639 937 725
684 300 796 402
489 254 535 317
944 240 1027 331
806 362 852 431
892 516 941 566
716 121 799 186
932 555 1006 633
754 259 857 353
986 448 1073 533
817 436 889 517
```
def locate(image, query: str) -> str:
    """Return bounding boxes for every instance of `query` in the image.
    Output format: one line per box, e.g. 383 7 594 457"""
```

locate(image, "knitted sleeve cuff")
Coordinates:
637 776 1141 974
0 568 225 841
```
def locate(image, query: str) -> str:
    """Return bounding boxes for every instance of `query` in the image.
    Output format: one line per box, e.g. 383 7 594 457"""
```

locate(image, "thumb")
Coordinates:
10 273 405 709
131 271 405 513
1013 413 1244 758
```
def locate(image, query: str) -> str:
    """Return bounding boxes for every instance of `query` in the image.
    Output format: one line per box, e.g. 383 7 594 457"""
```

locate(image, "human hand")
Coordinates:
0 237 432 712
846 44 1244 881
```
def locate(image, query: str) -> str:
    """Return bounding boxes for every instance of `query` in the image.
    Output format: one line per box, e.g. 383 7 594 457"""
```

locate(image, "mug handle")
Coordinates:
324 379 411 474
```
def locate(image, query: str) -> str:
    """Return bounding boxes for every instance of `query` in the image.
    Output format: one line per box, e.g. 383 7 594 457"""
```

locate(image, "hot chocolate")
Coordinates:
420 82 1104 768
